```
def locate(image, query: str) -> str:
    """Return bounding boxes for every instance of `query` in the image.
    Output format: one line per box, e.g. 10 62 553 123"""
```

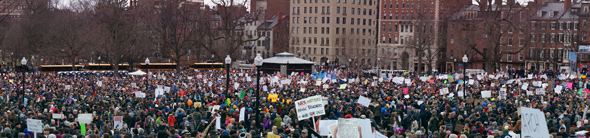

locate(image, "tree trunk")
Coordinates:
71 57 76 71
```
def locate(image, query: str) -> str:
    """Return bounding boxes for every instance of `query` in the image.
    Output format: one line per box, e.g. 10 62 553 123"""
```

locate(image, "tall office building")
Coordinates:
290 0 378 68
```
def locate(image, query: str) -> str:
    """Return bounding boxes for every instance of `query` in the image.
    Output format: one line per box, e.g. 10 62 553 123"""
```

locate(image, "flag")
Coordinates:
239 91 245 99
251 43 256 51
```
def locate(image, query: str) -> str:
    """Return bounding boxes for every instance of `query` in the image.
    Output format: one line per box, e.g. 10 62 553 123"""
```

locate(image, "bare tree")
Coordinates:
47 7 93 70
92 0 139 74
199 0 262 61
458 0 533 72
139 0 203 69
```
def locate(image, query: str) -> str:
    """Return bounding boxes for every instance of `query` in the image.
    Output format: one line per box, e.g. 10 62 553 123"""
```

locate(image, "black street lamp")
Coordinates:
21 57 26 99
254 54 263 132
145 58 150 79
462 55 468 96
98 56 101 67
225 55 231 99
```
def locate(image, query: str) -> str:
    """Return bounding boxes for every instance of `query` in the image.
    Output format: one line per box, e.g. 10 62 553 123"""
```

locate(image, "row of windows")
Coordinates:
297 46 374 56
530 21 579 30
382 12 419 20
381 24 413 33
381 36 410 44
290 37 375 46
293 6 373 16
291 16 374 26
382 1 459 10
530 33 578 43
291 26 374 37
293 0 374 6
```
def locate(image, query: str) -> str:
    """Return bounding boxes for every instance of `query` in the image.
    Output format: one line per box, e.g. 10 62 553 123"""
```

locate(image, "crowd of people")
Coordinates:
0 68 588 138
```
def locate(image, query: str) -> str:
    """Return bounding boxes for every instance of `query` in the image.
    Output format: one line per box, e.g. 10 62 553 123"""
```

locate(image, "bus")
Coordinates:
39 65 83 74
83 64 130 71
137 63 177 71
189 63 224 70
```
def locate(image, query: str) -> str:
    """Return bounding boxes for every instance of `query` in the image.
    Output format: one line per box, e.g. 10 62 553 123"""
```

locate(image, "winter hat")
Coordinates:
345 114 353 118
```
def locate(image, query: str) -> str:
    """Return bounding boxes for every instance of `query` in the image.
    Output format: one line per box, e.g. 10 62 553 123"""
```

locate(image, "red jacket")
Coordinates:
168 115 176 127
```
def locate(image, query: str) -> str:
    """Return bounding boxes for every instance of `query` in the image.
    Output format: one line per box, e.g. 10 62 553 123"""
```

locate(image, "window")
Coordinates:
337 7 340 14
351 18 354 25
327 17 330 23
519 52 523 61
531 33 536 42
336 38 340 45
388 36 392 43
343 17 346 24
382 36 386 43
519 38 524 46
352 8 355 15
326 28 330 34
336 17 340 24
550 34 555 43
314 48 317 54
507 54 512 62
508 38 513 46
336 28 340 34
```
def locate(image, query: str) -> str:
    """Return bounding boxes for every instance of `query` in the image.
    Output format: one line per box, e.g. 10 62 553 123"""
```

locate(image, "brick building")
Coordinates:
377 0 470 72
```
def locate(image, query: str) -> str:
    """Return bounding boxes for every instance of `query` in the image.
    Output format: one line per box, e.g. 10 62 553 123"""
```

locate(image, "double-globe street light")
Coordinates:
254 54 263 133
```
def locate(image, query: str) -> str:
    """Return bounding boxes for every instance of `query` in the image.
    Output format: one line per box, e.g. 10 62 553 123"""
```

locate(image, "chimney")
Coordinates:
481 0 488 9
277 11 283 21
565 0 572 11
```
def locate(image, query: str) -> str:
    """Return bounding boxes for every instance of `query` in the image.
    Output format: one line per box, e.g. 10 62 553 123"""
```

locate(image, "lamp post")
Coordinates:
462 55 468 95
254 54 263 133
21 57 27 99
145 58 150 79
225 55 231 99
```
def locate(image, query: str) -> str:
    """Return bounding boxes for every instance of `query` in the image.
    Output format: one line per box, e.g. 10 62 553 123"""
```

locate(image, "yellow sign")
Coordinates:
267 134 280 138
269 94 278 102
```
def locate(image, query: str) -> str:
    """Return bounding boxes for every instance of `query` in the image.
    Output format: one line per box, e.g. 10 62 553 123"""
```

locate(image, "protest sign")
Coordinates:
239 107 245 122
164 86 171 92
536 88 546 95
555 85 563 94
27 119 43 133
357 96 371 107
78 114 93 124
318 120 338 136
215 116 221 129
336 118 360 138
114 116 123 129
339 84 347 89
52 114 64 119
521 107 550 138
499 88 507 100
481 90 492 98
295 95 325 120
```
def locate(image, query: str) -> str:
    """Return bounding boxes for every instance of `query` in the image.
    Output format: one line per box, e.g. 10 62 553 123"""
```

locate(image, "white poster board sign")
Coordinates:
555 85 563 94
27 119 43 133
499 88 507 100
164 86 171 92
295 95 326 120
239 107 245 122
481 90 492 98
521 107 550 138
318 120 339 136
114 116 123 129
357 96 371 107
52 114 64 119
78 114 93 124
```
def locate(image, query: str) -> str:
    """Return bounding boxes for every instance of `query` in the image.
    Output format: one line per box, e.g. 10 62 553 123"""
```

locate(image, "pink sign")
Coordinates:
567 83 573 88
585 89 590 94
403 88 408 95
